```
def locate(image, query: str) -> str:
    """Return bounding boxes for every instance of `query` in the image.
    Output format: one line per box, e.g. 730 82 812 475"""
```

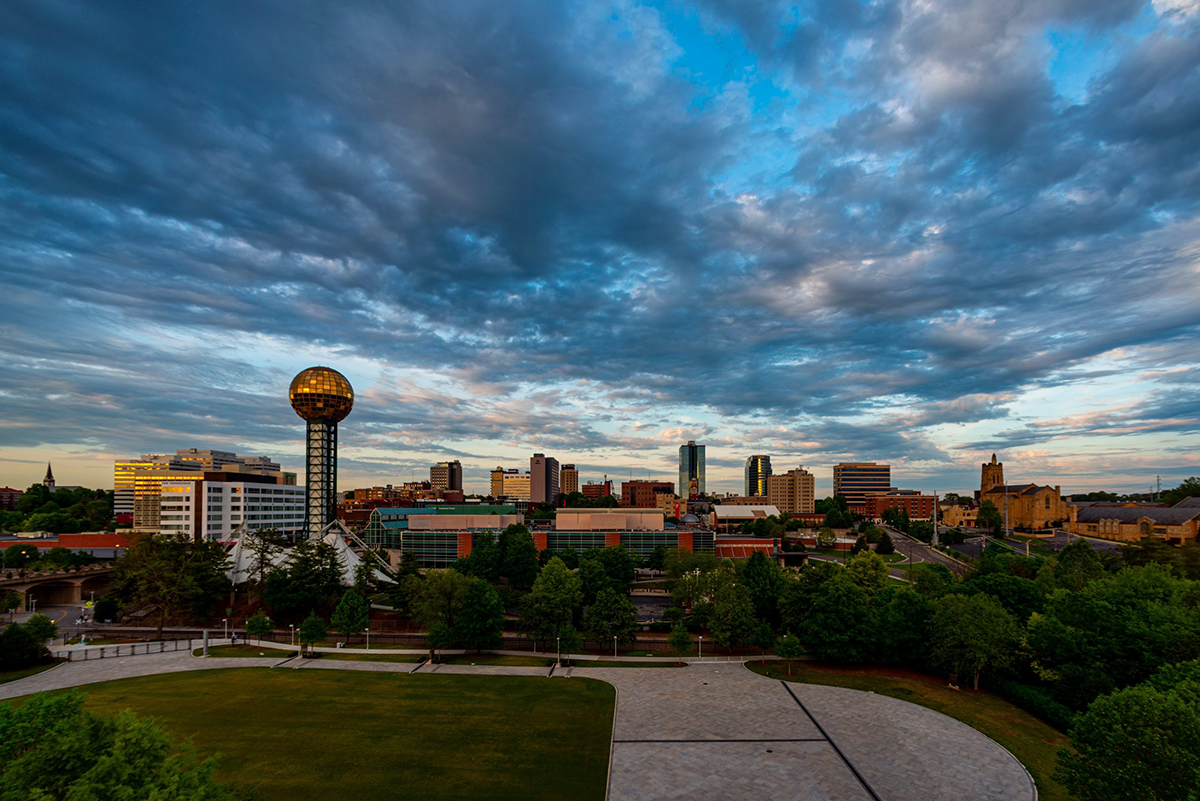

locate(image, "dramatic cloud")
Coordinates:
1 0 1198 494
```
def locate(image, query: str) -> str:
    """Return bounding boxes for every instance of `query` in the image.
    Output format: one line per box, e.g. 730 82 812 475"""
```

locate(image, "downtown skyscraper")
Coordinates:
678 440 705 498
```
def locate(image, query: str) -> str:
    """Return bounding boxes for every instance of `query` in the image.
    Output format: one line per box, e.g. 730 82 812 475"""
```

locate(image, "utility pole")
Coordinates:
932 490 939 547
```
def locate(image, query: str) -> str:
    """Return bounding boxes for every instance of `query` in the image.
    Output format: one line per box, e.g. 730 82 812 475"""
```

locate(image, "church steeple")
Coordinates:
43 462 55 490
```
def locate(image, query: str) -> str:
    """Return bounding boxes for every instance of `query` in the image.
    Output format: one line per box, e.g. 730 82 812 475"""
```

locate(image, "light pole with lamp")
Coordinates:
613 636 617 658
364 627 370 650
698 635 702 661
556 636 561 668
289 623 295 647
223 619 228 640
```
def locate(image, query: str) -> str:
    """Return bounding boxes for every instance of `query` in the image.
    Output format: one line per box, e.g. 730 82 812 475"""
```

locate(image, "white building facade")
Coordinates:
160 478 305 540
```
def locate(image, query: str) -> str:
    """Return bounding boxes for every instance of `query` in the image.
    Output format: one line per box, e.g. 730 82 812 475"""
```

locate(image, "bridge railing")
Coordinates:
55 638 204 661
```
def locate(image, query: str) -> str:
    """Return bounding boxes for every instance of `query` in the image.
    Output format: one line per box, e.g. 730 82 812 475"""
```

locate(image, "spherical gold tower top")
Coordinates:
289 366 355 422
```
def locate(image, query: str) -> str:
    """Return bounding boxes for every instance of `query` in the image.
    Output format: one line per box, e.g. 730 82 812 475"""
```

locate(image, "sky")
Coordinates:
1 0 1199 498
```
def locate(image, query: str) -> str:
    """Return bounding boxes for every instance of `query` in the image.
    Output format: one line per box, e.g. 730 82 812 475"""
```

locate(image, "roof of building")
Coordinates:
982 484 1054 496
1075 507 1200 526
1174 497 1200 509
680 513 702 524
711 505 781 519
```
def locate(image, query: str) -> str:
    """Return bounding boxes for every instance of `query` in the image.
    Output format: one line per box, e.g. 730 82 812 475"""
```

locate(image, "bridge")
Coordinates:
0 564 114 611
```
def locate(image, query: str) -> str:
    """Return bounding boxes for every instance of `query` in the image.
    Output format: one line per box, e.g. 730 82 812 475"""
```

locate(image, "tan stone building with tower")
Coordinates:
978 453 1066 530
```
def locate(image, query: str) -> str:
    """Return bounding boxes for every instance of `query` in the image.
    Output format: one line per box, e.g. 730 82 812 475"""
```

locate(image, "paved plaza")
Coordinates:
1 654 1037 801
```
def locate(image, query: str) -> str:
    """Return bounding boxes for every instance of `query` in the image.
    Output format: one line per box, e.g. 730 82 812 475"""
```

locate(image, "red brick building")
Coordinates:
581 480 613 500
0 487 22 512
864 492 936 520
620 480 674 508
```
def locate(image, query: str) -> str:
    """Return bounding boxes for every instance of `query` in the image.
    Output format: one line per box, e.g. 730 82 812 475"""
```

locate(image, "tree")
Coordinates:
776 633 804 675
962 573 1045 623
555 625 582 665
708 583 757 649
579 558 610 606
298 613 327 656
581 545 638 590
779 561 843 634
245 610 272 645
558 545 580 570
845 551 889 596
0 692 241 801
800 573 872 663
0 623 43 671
522 557 582 646
330 589 370 638
501 529 540 588
461 532 501 581
668 624 692 663
752 621 776 653
243 527 287 601
1055 683 1200 801
876 530 895 555
22 613 57 645
583 587 639 651
3 543 38 569
739 551 785 627
426 622 455 662
262 538 345 621
1162 477 1200 507
816 529 837 549
408 569 472 630
910 562 953 597
0 589 19 621
929 594 1021 689
646 544 669 572
108 534 230 638
454 579 504 654
977 500 1003 535
1055 539 1104 592
873 586 933 666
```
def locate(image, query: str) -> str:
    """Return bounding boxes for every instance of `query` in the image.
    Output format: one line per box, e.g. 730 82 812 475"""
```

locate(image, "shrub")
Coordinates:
990 678 1075 732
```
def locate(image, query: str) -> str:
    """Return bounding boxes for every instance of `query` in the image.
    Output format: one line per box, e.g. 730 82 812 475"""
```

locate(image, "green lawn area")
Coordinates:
747 661 1069 801
439 654 552 667
192 645 293 658
51 669 615 801
0 661 60 685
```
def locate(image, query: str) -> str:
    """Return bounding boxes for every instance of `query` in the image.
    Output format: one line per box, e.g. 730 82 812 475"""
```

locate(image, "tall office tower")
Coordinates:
833 462 891 508
430 460 463 491
530 453 560 503
678 441 706 498
560 464 579 495
289 366 355 539
981 454 1004 495
767 466 816 515
744 455 772 497
490 467 506 498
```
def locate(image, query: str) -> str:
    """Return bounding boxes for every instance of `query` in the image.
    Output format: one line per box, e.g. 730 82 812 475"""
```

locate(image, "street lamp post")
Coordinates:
365 628 370 650
698 635 703 661
613 636 617 659
223 618 228 640
289 624 295 647
556 636 561 668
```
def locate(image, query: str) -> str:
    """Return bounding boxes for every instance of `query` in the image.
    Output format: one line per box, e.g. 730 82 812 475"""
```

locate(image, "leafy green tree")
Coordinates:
876 530 895 555
537 547 556 567
708 583 757 649
0 590 19 621
910 562 953 597
245 610 272 644
460 532 501 581
558 545 580 570
846 550 889 596
579 558 610 605
977 500 1004 535
779 560 843 633
297 613 327 656
583 587 639 650
1055 682 1200 801
800 573 872 663
22 613 57 645
1055 539 1105 591
739 551 785 627
408 569 472 630
501 529 541 588
426 622 455 662
663 548 722 580
330 589 370 637
454 579 504 654
0 623 43 671
668 624 692 662
0 692 241 800
872 586 933 666
522 557 582 646
646 544 669 572
242 528 286 602
929 594 1021 689
581 545 638 590
554 625 582 665
752 621 776 653
108 534 230 638
816 529 837 548
962 573 1045 623
3 543 38 569
1162 476 1200 507
262 538 345 621
776 633 804 675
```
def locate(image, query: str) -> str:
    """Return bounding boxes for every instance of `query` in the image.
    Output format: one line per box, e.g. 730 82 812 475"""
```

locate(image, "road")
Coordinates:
884 527 970 577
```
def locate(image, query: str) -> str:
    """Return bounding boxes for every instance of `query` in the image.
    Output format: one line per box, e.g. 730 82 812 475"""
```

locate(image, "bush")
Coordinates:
646 621 671 633
990 678 1075 732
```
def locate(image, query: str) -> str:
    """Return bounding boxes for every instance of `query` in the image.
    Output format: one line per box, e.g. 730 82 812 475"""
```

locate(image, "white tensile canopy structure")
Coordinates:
224 520 392 585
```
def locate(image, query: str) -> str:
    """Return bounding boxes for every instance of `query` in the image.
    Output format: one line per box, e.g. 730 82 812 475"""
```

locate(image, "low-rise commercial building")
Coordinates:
710 505 782 531
362 505 518 550
556 509 664 531
621 480 674 508
941 504 978 528
581 480 613 500
0 487 22 512
160 471 305 541
1065 504 1200 544
864 491 936 520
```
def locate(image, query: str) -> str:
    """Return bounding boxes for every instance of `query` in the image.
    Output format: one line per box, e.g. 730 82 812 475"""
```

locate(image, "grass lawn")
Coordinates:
52 668 614 801
192 645 293 659
0 661 61 685
747 661 1069 801
439 654 553 667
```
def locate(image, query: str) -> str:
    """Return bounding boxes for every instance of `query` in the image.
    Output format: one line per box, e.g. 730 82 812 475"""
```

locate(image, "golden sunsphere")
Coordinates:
289 366 355 422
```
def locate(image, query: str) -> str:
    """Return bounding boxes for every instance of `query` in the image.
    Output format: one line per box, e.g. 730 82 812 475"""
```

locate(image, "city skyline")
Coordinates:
2 2 1198 497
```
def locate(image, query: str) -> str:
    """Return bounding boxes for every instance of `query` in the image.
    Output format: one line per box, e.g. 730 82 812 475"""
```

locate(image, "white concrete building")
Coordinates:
160 477 305 540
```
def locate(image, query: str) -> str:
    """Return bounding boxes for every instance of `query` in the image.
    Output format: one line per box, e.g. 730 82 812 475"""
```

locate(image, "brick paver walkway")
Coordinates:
1 654 1036 801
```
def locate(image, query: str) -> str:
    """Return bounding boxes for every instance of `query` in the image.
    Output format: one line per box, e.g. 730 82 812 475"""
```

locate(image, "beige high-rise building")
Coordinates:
560 464 579 495
490 467 506 498
430 461 463 491
490 467 531 500
767 466 816 515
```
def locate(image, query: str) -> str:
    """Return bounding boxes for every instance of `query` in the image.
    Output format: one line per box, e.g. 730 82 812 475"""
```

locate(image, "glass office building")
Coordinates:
744 455 772 497
678 441 706 498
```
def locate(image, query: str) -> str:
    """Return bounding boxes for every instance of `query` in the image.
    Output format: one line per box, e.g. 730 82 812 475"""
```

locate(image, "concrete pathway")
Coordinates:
0 653 1036 801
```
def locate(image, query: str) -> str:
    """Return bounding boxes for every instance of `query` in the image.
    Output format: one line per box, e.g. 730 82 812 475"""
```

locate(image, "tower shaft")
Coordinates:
305 419 337 539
